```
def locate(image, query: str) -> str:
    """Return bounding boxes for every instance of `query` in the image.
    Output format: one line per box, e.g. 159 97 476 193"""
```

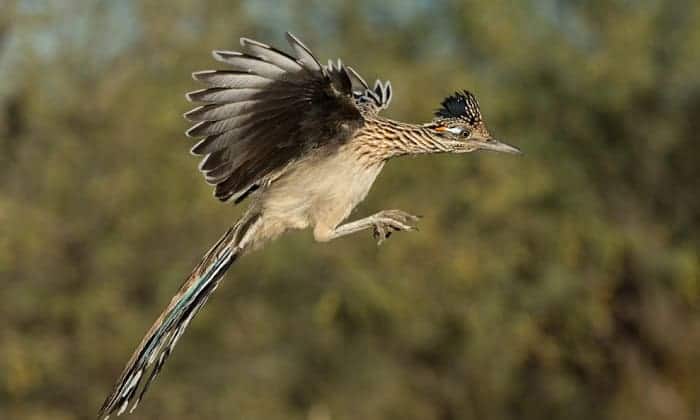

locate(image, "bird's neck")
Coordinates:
355 117 452 162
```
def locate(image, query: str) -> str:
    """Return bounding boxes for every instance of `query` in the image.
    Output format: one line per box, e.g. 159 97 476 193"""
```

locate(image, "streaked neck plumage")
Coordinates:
352 116 451 164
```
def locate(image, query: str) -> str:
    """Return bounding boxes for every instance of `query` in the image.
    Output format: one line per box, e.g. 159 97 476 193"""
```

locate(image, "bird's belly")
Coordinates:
308 158 384 229
260 150 384 232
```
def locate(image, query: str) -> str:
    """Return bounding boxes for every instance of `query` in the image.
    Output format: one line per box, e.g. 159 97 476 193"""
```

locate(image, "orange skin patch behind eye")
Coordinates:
434 126 448 132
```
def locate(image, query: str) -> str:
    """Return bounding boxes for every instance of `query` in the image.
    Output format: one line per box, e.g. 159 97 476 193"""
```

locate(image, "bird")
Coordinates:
98 32 520 419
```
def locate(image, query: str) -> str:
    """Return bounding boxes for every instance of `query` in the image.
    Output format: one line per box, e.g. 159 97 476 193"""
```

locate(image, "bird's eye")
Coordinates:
461 129 471 137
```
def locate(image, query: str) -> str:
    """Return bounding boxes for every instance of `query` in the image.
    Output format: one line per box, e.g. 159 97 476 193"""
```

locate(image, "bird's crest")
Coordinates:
435 90 482 124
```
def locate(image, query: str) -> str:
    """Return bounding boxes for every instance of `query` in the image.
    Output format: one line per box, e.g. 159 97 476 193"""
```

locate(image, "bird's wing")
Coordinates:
185 33 365 203
339 62 393 115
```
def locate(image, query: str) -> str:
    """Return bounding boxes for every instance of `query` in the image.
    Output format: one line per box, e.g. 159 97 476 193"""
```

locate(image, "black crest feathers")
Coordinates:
435 90 482 124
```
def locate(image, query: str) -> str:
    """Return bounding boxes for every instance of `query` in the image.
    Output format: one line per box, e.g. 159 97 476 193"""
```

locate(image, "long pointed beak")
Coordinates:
475 139 522 154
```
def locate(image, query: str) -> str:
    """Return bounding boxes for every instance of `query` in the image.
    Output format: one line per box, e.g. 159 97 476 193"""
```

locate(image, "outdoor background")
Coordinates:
1 1 699 419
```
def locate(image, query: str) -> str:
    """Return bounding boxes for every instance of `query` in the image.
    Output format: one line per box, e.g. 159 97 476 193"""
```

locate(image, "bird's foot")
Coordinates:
371 210 421 245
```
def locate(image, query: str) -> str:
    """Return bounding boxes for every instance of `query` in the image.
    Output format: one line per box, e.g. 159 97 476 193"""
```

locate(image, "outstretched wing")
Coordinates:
185 33 364 203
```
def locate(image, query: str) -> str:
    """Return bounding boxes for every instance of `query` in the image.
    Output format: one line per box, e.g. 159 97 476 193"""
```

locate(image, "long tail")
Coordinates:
99 212 261 419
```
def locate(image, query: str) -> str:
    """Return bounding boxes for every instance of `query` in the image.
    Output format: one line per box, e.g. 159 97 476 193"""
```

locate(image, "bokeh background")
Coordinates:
1 1 699 419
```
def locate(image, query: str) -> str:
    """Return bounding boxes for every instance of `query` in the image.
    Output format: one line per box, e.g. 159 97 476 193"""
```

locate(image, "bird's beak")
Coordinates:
473 138 522 154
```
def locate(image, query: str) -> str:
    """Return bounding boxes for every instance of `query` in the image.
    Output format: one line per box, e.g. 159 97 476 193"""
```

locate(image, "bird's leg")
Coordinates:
315 210 420 245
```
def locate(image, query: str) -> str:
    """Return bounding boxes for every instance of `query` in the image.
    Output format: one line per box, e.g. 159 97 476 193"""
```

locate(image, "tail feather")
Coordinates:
99 214 259 419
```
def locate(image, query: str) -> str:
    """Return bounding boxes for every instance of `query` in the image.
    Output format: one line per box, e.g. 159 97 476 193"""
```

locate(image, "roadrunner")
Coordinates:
99 32 520 418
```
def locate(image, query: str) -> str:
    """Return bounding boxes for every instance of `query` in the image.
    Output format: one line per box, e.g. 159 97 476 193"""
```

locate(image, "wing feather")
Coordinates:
198 149 230 172
211 51 290 80
239 37 306 73
186 87 265 103
187 104 296 140
185 32 368 202
191 70 274 88
284 32 323 73
346 66 370 91
184 97 309 122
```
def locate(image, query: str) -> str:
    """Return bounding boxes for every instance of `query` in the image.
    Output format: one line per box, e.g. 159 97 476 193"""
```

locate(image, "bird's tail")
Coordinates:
99 212 262 419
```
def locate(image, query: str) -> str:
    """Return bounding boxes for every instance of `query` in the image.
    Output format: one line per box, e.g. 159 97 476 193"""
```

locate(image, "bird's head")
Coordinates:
427 90 521 154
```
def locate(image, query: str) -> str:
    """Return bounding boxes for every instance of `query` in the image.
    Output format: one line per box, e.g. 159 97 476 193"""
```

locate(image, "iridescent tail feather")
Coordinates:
99 213 260 418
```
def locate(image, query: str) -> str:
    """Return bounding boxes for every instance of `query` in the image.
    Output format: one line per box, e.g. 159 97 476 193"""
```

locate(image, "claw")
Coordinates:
370 210 421 245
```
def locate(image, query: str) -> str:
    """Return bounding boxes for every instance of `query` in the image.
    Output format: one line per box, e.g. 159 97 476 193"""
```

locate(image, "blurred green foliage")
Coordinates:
1 1 699 419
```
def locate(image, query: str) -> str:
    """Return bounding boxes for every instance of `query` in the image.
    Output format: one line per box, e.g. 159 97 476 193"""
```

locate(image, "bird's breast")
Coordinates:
259 145 384 232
